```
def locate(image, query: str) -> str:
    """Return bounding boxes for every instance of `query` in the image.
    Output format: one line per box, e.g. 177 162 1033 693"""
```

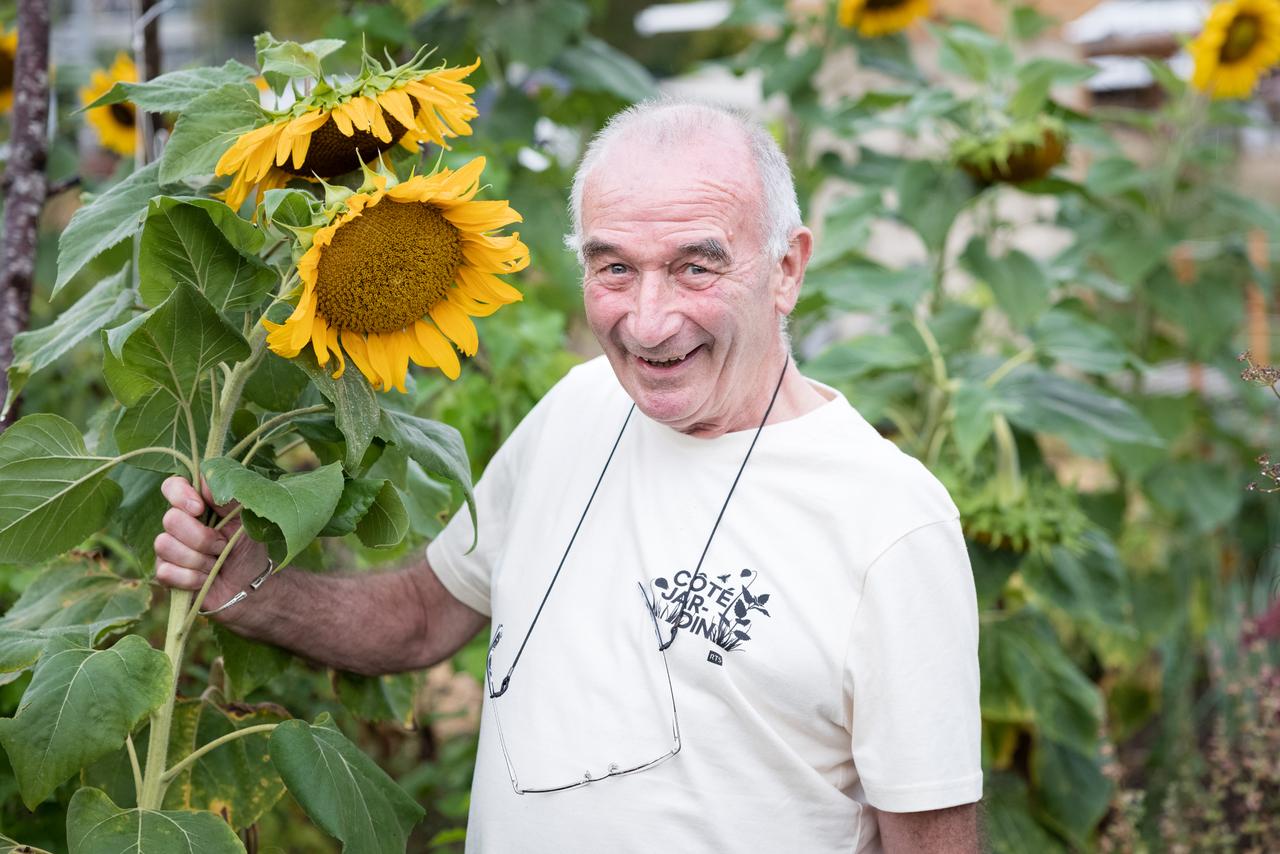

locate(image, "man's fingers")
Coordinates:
154 532 217 574
162 507 228 555
155 560 206 592
161 475 204 516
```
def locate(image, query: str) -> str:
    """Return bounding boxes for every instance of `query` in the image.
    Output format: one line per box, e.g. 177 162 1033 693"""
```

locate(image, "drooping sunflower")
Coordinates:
79 53 138 156
837 0 930 37
1 27 16 114
215 53 481 211
263 158 528 392
1190 0 1280 99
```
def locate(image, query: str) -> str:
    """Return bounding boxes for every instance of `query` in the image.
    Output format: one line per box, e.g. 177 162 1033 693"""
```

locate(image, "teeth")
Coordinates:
643 354 686 366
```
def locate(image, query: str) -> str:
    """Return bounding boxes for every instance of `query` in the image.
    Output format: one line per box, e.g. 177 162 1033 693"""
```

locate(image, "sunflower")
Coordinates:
1190 0 1280 99
837 0 930 37
214 54 481 211
79 53 138 156
1 27 18 114
263 158 528 392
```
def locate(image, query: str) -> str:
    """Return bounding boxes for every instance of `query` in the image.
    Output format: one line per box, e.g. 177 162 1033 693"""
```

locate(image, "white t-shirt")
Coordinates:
427 356 982 853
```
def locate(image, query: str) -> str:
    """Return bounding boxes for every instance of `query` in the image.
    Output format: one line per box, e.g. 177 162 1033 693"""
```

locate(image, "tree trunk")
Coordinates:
0 0 52 432
137 0 162 159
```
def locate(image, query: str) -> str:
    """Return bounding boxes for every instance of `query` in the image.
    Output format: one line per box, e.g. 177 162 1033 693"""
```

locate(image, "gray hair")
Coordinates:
566 99 802 263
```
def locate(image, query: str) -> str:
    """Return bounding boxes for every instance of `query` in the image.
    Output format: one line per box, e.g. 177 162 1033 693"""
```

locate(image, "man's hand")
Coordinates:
154 475 268 622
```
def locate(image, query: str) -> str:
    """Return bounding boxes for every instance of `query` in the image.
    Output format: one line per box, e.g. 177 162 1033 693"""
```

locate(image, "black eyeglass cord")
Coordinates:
490 356 791 696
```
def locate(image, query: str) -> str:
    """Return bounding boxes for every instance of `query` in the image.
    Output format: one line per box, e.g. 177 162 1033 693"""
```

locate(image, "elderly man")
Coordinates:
156 100 982 853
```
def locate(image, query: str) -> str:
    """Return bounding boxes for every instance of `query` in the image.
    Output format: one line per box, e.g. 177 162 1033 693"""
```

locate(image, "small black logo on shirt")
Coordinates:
649 568 773 657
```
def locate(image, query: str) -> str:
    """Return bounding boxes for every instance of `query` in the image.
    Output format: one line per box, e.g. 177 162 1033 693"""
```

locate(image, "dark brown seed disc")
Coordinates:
0 49 14 94
314 200 463 334
109 102 136 129
283 106 410 178
1221 15 1262 63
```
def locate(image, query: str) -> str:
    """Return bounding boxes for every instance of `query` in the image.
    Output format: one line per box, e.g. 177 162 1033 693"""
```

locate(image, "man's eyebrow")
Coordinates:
580 239 620 261
677 239 730 265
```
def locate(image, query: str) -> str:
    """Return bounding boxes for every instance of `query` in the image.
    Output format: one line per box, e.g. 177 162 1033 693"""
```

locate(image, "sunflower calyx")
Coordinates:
951 115 1067 186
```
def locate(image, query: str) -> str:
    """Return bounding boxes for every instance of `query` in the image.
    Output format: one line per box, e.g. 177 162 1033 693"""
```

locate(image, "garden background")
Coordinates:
1 0 1279 851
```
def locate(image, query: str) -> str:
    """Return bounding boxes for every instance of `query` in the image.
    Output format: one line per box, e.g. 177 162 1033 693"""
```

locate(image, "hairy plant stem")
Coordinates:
139 324 269 810
179 525 247 642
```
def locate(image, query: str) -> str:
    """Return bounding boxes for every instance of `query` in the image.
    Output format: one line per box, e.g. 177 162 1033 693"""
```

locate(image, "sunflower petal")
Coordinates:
364 332 396 392
414 320 461 380
328 326 347 379
341 329 381 388
379 88 418 130
429 301 479 356
447 289 503 317
310 313 330 367
386 330 412 394
457 265 524 304
441 199 522 231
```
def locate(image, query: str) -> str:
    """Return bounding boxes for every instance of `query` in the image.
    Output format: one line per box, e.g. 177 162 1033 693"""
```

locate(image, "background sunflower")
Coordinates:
0 28 16 114
837 0 930 37
1190 0 1280 99
79 52 138 156
215 56 480 210
264 158 528 392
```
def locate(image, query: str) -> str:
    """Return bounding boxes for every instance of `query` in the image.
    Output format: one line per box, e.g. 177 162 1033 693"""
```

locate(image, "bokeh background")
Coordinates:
3 0 1280 850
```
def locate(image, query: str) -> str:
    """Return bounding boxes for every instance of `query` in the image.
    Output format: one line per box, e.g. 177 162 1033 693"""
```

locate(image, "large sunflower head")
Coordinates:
79 53 138 156
837 0 930 37
1190 0 1280 99
1 27 19 114
263 158 528 392
215 50 481 211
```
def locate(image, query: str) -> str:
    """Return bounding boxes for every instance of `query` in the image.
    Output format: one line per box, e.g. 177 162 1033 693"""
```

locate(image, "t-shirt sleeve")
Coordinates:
845 517 983 812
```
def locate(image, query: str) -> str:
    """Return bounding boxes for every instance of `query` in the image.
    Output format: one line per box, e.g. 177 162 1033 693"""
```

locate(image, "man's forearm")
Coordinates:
217 564 436 676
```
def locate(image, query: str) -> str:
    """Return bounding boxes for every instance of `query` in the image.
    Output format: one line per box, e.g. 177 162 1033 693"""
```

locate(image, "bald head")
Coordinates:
567 100 802 263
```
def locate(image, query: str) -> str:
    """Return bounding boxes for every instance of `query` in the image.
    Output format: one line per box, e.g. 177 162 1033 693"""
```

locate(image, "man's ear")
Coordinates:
774 227 814 316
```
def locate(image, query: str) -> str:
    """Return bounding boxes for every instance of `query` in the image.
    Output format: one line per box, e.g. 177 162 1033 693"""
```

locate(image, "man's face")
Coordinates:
580 134 797 436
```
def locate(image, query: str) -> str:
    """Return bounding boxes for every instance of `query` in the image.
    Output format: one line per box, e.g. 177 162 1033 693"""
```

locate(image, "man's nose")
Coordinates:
627 271 681 348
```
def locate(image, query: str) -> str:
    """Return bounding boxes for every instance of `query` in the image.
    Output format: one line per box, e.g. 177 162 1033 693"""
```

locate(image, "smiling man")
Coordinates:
155 100 982 853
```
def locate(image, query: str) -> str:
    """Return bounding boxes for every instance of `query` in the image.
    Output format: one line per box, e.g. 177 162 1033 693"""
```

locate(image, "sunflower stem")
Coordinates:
225 404 327 461
205 322 269 461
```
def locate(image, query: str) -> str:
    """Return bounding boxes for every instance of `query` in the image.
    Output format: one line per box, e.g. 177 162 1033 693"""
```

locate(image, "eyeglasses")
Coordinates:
485 581 681 794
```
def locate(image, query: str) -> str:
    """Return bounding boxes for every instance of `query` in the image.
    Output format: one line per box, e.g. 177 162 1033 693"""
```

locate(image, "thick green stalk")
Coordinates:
206 322 269 460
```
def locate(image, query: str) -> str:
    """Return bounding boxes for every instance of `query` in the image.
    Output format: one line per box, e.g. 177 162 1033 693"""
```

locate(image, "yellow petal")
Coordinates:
413 320 461 380
379 88 419 129
331 104 355 136
341 329 381 388
386 331 411 394
441 199 522 232
311 314 330 367
448 289 503 317
429 300 479 356
327 326 347 379
457 265 524 304
364 331 396 392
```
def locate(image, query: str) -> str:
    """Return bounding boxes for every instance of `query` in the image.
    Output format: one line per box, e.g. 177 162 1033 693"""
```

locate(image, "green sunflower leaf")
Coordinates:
269 715 425 854
201 458 344 568
213 624 292 699
159 83 265 185
0 636 171 809
3 265 136 419
0 414 123 565
254 33 345 81
377 410 475 542
291 349 380 471
355 481 409 549
55 161 161 296
66 787 246 854
105 282 249 416
960 239 1052 330
319 477 386 538
113 381 214 473
82 59 257 113
139 197 276 314
0 555 151 685
555 36 658 102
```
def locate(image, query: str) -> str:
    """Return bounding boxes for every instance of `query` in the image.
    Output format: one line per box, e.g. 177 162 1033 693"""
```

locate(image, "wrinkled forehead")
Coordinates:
581 132 764 244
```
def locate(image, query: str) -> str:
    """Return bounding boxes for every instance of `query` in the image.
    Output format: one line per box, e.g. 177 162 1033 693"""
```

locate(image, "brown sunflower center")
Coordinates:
1221 14 1262 63
863 0 907 9
283 107 411 179
109 102 136 128
314 200 463 335
0 53 13 94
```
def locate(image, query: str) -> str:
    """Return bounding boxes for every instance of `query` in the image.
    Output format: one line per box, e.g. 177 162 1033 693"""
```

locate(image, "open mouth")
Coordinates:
636 345 703 370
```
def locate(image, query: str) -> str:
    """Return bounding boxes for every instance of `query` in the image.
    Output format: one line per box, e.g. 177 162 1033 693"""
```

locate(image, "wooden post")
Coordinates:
0 0 51 431
1246 228 1270 366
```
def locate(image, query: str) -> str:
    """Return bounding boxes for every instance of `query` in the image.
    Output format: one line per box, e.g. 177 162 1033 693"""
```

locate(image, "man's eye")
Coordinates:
687 264 709 276
606 263 628 275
